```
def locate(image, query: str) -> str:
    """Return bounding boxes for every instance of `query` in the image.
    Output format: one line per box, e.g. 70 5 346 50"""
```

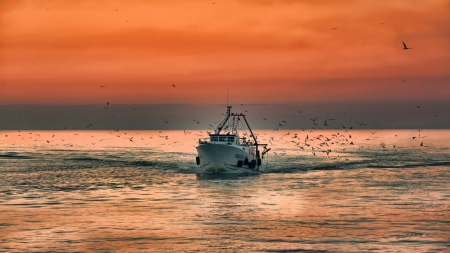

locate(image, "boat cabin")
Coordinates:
209 134 237 145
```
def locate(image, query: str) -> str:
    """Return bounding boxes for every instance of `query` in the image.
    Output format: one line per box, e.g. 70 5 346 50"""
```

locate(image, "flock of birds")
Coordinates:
1 77 439 165
1 11 437 161
2 126 432 168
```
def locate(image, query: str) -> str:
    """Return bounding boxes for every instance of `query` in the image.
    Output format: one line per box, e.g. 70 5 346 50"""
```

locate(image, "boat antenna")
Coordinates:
227 87 229 106
216 87 232 134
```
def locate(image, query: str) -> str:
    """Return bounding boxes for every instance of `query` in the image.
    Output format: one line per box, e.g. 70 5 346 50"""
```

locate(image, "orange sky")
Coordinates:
1 0 449 104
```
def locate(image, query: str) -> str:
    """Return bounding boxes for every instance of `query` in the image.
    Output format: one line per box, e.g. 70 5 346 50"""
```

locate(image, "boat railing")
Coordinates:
198 138 262 147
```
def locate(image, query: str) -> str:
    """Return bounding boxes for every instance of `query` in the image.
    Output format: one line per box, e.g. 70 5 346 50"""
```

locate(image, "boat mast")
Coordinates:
215 106 232 134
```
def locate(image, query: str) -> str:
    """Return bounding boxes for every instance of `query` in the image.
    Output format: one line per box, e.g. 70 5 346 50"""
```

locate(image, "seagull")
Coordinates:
416 105 420 109
402 41 412 50
310 117 318 125
172 84 176 88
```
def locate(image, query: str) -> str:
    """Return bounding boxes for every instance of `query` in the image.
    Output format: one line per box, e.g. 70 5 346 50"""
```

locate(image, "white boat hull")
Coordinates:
196 143 261 174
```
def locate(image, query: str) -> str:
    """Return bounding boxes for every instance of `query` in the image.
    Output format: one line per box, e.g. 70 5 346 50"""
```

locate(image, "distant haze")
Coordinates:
1 102 449 130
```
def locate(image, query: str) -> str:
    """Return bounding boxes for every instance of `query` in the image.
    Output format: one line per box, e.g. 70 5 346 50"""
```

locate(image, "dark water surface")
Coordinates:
1 130 449 252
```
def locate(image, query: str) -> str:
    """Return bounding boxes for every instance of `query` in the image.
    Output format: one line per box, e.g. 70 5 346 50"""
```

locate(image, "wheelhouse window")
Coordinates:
218 136 227 142
227 137 234 143
210 137 218 142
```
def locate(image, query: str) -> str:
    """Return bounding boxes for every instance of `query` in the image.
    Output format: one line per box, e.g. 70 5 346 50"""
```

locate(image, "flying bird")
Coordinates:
402 41 412 50
172 84 176 88
309 117 318 125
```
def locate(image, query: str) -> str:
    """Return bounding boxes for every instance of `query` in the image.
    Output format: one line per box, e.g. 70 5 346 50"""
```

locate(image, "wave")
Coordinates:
366 161 450 169
67 157 102 161
265 160 450 173
2 148 449 174
0 152 34 159
128 160 158 167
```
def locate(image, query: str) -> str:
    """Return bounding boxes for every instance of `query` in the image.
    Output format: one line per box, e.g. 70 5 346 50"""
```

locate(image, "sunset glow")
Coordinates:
1 0 449 104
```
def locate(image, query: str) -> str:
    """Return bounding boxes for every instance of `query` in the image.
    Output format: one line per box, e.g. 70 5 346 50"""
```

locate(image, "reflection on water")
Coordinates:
1 130 450 252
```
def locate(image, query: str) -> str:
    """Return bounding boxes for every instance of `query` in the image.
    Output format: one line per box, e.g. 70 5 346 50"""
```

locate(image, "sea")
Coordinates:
1 129 449 252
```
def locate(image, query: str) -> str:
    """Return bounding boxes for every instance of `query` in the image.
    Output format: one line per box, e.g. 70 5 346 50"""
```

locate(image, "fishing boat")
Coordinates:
195 105 270 174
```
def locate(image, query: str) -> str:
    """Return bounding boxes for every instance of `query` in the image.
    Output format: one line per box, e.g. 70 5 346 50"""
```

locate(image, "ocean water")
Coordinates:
1 129 449 252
